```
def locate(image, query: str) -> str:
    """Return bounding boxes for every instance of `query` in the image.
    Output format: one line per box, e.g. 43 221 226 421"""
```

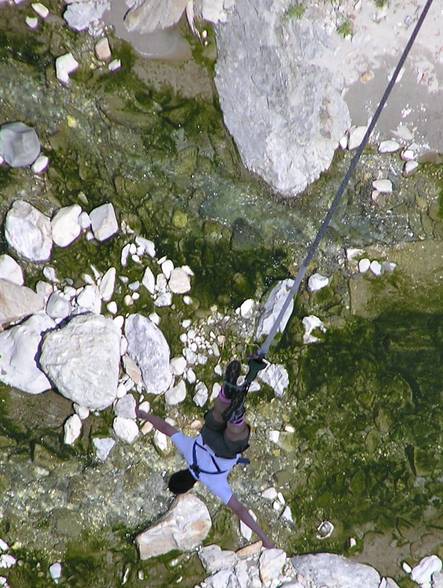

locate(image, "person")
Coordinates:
136 359 275 549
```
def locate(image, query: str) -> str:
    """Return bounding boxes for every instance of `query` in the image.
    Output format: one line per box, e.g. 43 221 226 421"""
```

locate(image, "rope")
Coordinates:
257 0 435 358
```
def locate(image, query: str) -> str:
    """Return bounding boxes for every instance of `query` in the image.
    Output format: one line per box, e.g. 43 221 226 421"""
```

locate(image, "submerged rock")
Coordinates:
124 0 188 34
0 122 40 167
0 313 54 394
0 279 45 327
135 494 211 560
5 200 52 263
40 314 121 410
291 553 381 588
125 314 173 394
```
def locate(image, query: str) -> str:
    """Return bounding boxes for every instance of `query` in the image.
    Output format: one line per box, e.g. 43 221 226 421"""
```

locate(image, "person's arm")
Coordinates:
227 495 276 549
136 409 178 437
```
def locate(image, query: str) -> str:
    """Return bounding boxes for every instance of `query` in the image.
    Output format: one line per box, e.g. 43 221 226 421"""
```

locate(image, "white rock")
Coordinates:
358 258 371 273
0 313 54 394
32 2 48 17
372 179 393 193
63 0 108 32
31 154 49 173
256 279 294 340
124 294 133 306
136 494 211 559
378 140 400 153
401 149 415 161
193 381 208 407
308 273 329 292
317 520 334 539
123 355 142 385
73 403 89 420
403 160 419 176
186 368 196 384
181 265 194 276
120 243 131 267
240 299 255 319
49 562 62 582
0 540 9 552
107 301 117 314
411 556 442 587
269 430 280 443
153 430 171 455
0 254 24 285
113 417 139 443
165 380 187 405
346 248 364 261
95 37 111 61
170 356 187 376
258 363 289 398
339 132 348 149
0 555 16 569
291 554 381 588
36 281 53 302
93 437 115 461
210 383 221 401
26 15 39 28
262 487 278 500
76 284 101 314
51 204 82 247
239 509 257 540
43 266 57 283
402 562 412 574
347 125 367 150
135 236 156 257
5 200 52 262
78 211 91 230
142 267 155 294
433 572 443 588
259 549 286 586
281 506 293 523
148 312 160 325
0 122 40 167
379 578 400 588
168 268 191 294
55 52 79 84
90 203 118 241
125 314 173 394
108 59 121 72
302 315 326 344
114 394 136 419
0 279 44 327
40 314 121 409
161 259 174 280
198 545 238 574
154 292 173 307
370 260 382 276
46 292 72 320
99 267 116 302
64 414 82 445
183 295 192 305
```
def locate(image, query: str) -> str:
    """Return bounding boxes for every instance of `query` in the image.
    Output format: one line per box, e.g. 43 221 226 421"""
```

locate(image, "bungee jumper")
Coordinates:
136 356 275 548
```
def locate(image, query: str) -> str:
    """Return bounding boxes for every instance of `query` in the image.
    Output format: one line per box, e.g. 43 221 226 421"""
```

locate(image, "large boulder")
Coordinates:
0 254 24 286
255 279 294 340
135 494 211 560
0 313 54 394
0 279 45 327
215 0 350 197
5 200 52 263
0 122 40 167
40 314 121 410
124 0 188 33
291 553 381 588
125 314 173 394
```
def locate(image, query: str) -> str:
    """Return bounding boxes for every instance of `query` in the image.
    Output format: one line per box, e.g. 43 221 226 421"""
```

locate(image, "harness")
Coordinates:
189 439 250 479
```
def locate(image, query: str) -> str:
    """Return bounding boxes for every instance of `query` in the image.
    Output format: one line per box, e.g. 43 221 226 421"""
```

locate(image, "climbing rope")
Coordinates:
254 0 435 360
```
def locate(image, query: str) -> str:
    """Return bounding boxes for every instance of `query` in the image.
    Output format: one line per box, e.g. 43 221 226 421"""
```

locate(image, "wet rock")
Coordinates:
51 204 82 247
411 555 442 587
378 140 400 153
46 292 72 320
113 416 139 443
92 437 115 461
256 279 294 340
215 0 350 197
258 363 289 398
0 122 40 167
259 548 287 586
55 53 79 85
5 200 52 262
198 545 238 574
169 267 191 294
63 0 109 32
0 254 23 286
291 553 381 588
0 279 45 327
165 379 187 405
0 313 54 394
40 314 121 410
135 494 211 559
124 0 188 34
64 414 82 445
90 203 118 241
125 314 173 394
347 126 367 150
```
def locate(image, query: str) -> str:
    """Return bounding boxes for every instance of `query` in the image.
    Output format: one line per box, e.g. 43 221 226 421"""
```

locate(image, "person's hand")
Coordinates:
135 408 149 420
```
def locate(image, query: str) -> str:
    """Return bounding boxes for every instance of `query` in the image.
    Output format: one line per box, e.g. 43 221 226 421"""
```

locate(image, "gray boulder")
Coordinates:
215 0 350 197
291 553 381 588
40 314 121 410
0 122 41 167
125 314 173 395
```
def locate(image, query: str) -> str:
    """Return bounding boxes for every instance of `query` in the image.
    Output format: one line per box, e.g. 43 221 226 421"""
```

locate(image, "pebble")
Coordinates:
121 243 131 266
5 200 51 262
31 154 49 173
281 506 293 523
0 555 16 568
183 295 192 305
46 292 72 320
113 315 125 330
64 414 82 445
382 261 397 272
239 510 257 540
403 160 419 176
32 2 49 18
51 204 82 247
169 268 191 294
348 537 357 548
142 267 155 294
372 179 393 193
358 258 371 273
26 16 39 28
401 148 415 161
99 267 116 302
131 291 140 301
193 382 208 407
402 562 412 574
73 403 89 420
240 298 255 319
262 487 278 500
346 247 364 261
378 140 400 153
186 368 196 384
131 254 141 263
108 59 121 72
269 430 280 443
128 281 140 292
135 236 156 257
170 356 187 376
165 380 187 405
78 211 91 229
161 259 174 280
55 53 79 84
49 562 62 582
148 312 160 325
43 266 58 282
113 417 139 444
124 294 133 306
347 125 367 150
370 260 382 276
308 272 329 292
95 37 111 61
90 203 118 241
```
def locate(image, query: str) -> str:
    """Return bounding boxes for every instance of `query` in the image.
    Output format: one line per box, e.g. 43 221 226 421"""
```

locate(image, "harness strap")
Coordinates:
190 440 250 477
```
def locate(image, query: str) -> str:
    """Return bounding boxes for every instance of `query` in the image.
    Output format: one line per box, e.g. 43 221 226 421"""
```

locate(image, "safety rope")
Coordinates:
256 0 435 359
